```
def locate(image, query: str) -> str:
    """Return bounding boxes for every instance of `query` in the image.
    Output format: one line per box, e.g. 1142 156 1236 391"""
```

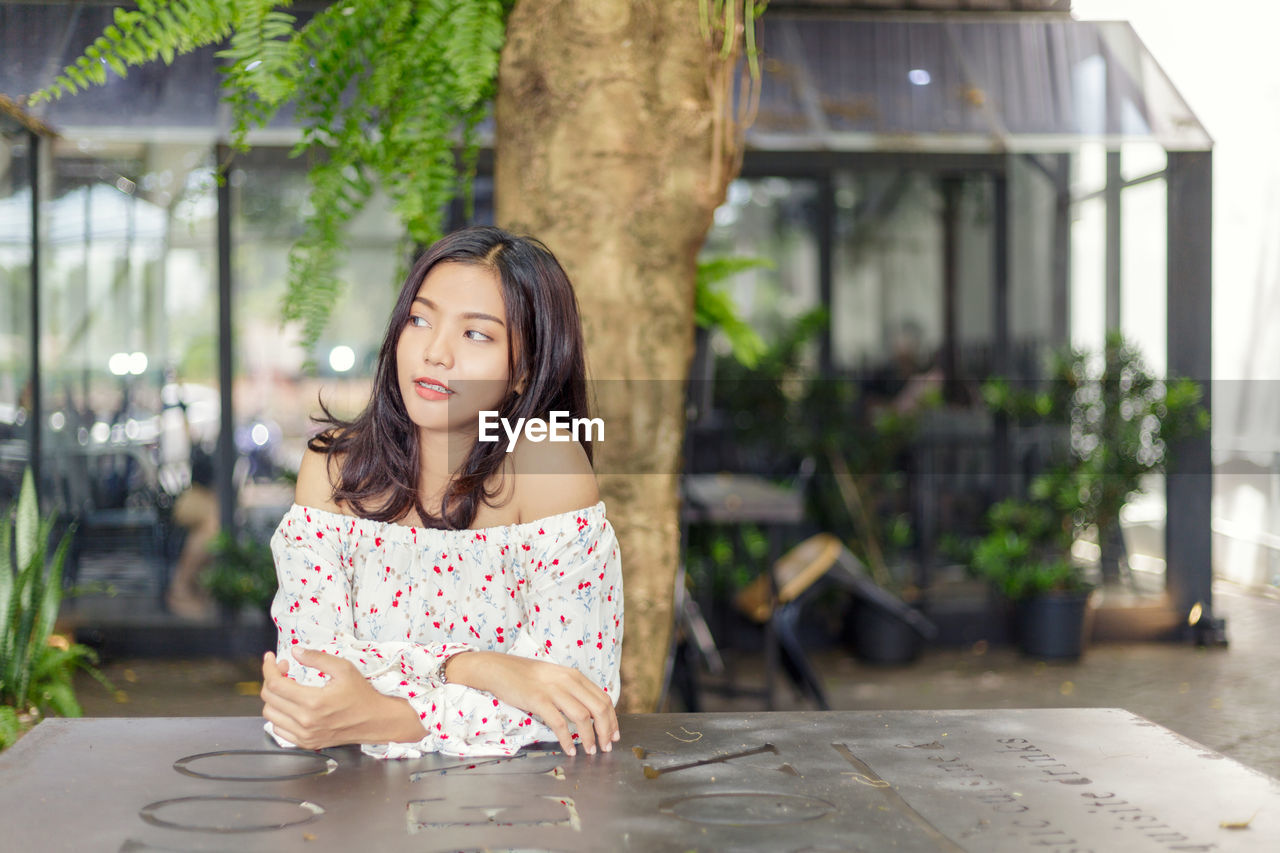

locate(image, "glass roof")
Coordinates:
1 5 1209 153
750 15 1211 152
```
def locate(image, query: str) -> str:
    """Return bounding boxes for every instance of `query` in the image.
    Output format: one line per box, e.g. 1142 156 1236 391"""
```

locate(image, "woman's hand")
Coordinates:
260 649 424 749
445 651 619 757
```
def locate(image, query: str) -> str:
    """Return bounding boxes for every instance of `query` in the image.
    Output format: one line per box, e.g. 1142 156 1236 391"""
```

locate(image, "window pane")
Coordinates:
1120 177 1167 375
702 177 821 357
1070 195 1106 354
230 148 407 530
39 138 218 598
832 171 943 376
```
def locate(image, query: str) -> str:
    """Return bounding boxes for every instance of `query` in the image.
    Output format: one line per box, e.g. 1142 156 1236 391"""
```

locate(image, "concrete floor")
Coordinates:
72 583 1280 779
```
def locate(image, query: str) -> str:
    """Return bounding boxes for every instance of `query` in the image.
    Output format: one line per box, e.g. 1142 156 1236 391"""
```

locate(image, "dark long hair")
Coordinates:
309 225 591 529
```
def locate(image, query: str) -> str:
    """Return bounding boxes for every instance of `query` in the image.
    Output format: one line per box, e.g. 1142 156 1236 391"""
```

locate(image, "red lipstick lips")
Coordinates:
412 376 454 401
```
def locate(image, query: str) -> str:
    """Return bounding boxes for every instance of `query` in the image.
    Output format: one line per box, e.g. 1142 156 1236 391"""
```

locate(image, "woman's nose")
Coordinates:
423 332 453 368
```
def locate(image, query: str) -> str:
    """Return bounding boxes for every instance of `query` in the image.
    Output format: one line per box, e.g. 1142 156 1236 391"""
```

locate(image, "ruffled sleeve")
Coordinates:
266 507 476 754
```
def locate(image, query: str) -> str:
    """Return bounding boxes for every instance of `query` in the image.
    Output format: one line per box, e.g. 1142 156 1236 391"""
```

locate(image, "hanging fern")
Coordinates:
28 0 513 356
30 1 237 98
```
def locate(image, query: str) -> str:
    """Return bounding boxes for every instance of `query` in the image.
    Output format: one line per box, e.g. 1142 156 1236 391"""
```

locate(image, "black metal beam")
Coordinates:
1051 153 1070 347
992 172 1011 498
818 174 835 375
1105 150 1122 332
741 150 1006 179
1165 150 1215 640
940 176 961 385
27 128 41 496
215 144 235 537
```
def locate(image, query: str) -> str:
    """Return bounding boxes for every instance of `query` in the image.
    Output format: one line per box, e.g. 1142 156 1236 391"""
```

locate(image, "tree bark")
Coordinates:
495 0 728 711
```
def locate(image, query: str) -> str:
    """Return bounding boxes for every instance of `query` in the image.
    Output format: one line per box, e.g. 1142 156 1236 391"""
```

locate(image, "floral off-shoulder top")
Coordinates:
265 500 623 760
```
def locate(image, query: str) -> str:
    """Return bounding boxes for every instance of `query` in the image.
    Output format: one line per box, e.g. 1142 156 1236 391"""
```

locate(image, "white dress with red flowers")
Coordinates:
265 500 623 759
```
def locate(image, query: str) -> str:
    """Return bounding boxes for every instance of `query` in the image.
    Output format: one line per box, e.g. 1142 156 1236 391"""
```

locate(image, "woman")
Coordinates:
260 226 622 760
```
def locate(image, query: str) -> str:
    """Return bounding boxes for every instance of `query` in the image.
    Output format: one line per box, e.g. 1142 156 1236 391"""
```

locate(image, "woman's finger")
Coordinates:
535 700 576 757
292 647 347 677
586 694 617 753
262 665 323 706
262 652 283 684
261 680 311 725
262 703 305 746
553 692 596 756
565 674 617 751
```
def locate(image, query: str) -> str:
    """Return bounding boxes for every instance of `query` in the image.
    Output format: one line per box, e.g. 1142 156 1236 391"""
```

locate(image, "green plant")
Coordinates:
970 498 1083 599
1 470 109 751
203 531 277 612
28 0 512 356
695 256 773 369
975 332 1209 594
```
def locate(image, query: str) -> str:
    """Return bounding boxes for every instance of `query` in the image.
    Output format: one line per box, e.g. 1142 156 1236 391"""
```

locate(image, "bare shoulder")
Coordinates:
294 445 344 513
509 437 600 523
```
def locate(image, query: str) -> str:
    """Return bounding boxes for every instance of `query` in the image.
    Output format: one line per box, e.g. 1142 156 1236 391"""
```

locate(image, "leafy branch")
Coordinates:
695 256 772 368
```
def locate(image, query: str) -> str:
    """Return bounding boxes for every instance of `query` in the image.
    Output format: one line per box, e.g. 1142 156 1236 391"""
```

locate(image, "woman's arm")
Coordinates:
262 506 480 751
441 437 623 754
440 498 623 755
260 647 435 747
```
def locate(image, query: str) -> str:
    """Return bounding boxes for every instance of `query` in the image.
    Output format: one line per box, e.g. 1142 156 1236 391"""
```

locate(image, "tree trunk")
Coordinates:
495 0 729 712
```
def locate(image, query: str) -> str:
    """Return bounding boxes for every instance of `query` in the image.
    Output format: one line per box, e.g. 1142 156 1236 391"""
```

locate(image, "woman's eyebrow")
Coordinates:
413 296 504 326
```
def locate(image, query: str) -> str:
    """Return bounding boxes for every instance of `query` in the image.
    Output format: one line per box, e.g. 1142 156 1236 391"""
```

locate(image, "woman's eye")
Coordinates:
465 330 492 342
408 315 429 328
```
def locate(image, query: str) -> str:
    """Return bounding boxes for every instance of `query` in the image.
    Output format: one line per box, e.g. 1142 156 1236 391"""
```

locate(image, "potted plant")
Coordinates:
203 531 278 621
971 491 1093 659
974 332 1209 658
2 470 111 751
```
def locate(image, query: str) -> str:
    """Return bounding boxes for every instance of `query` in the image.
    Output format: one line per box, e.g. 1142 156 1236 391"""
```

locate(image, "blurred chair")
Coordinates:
53 446 173 600
734 532 937 709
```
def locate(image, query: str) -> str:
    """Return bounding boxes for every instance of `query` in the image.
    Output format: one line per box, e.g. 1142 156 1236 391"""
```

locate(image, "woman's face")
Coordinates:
395 261 512 438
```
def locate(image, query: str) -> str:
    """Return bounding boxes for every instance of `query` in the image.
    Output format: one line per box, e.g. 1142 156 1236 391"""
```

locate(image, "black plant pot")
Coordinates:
1016 590 1093 660
849 598 923 666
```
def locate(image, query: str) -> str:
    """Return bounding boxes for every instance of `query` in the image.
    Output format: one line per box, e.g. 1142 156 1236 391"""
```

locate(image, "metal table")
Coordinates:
682 473 807 526
2 709 1277 851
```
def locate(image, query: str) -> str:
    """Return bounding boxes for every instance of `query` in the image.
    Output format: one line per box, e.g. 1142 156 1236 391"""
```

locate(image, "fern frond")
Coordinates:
279 153 375 352
30 0 237 105
441 0 506 110
217 1 303 146
293 0 387 136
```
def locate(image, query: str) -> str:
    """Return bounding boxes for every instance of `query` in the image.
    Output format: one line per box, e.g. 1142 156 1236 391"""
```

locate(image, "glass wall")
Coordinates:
1120 144 1168 376
1008 155 1060 372
953 175 995 381
1070 143 1108 357
831 171 943 377
229 147 408 532
30 138 219 594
